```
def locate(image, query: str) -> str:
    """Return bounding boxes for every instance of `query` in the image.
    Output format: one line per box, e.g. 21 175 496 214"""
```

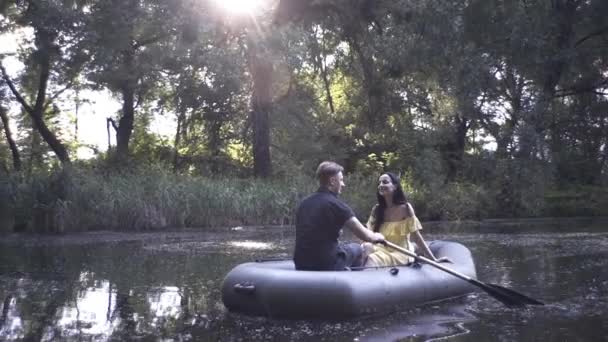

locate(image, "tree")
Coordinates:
0 0 87 165
82 0 182 162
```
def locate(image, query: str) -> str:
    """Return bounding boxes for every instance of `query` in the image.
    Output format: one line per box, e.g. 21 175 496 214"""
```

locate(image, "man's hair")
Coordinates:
316 161 344 186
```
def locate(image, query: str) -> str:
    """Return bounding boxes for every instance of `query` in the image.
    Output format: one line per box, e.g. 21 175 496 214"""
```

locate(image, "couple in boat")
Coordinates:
294 161 448 271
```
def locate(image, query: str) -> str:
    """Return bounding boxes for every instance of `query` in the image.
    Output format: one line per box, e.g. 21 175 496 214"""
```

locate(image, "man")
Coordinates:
294 161 385 271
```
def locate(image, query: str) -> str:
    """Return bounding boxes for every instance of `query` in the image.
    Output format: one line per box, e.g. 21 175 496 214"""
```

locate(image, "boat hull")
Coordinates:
221 240 477 319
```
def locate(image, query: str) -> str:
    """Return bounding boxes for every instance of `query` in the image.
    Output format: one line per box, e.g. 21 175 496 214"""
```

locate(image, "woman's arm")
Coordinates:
411 230 438 261
405 202 447 262
405 202 415 217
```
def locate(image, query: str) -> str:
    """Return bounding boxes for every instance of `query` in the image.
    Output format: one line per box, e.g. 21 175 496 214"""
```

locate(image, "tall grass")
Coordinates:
57 166 321 231
0 166 321 232
1 165 606 233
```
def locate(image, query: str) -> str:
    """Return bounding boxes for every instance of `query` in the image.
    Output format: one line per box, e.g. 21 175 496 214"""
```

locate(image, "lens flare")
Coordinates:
212 0 262 15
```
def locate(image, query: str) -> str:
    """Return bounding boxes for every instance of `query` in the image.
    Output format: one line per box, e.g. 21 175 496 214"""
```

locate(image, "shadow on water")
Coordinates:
0 218 607 341
183 299 478 342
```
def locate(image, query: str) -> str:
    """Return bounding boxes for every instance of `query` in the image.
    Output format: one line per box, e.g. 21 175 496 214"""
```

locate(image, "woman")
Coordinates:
362 172 445 267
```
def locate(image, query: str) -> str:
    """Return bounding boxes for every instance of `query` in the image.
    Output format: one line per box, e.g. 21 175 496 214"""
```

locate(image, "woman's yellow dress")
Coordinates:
366 214 422 266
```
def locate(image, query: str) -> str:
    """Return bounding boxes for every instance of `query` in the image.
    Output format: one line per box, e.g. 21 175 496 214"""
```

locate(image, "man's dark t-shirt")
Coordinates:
293 187 356 270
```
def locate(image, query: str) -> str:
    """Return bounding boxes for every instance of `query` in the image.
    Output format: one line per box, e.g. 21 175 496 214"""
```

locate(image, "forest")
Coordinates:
0 0 607 233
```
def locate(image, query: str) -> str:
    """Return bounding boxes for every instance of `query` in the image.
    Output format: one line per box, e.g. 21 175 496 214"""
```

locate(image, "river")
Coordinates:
1 217 607 341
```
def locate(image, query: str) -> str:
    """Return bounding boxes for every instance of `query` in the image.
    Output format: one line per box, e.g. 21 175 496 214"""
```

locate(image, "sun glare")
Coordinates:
213 0 262 15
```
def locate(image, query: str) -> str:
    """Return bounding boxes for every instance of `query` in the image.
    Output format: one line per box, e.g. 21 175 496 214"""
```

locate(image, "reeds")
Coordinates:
3 165 602 233
1 166 324 232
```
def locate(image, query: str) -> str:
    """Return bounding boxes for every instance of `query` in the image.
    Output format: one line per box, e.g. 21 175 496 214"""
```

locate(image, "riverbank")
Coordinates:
423 216 608 233
2 216 608 248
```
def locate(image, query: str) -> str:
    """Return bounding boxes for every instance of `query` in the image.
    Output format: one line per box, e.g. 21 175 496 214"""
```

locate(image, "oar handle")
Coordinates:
383 241 474 282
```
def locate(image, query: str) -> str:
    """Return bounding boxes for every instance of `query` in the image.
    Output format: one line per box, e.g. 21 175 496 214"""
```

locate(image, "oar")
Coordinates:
383 241 544 307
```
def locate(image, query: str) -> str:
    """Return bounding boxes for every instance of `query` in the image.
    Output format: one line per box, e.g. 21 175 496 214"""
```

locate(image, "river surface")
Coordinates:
1 217 607 341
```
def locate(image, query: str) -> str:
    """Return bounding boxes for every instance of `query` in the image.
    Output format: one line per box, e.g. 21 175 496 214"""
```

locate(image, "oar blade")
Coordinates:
486 283 544 306
472 280 544 307
474 281 526 307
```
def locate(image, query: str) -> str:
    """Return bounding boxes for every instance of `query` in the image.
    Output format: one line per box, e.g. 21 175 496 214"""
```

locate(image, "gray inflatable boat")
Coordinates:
221 240 477 319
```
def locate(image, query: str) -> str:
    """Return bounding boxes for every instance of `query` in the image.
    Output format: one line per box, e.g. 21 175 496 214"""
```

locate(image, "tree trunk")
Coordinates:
28 126 43 177
495 119 517 160
208 115 224 174
601 138 608 180
320 57 335 114
173 109 184 172
350 37 382 128
0 106 21 171
317 31 335 113
74 89 80 140
116 83 135 160
444 116 468 182
248 46 272 178
32 55 71 164
115 49 137 161
600 116 608 181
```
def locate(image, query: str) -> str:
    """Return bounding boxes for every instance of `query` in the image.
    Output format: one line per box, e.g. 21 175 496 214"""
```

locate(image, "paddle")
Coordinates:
383 240 544 307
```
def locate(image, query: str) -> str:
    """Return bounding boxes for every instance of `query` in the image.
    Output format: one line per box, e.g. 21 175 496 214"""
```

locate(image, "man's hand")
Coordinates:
371 232 385 244
344 217 385 244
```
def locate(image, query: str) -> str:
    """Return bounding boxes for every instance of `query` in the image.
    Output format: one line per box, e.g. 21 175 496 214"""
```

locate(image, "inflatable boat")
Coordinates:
221 241 477 319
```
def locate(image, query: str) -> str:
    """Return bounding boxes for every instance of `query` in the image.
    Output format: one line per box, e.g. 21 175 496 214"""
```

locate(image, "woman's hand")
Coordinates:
435 256 452 263
361 242 375 256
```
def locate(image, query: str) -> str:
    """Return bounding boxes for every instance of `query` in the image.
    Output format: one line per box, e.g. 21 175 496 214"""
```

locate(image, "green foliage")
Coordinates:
419 182 491 221
544 185 608 217
491 159 553 218
1 0 607 225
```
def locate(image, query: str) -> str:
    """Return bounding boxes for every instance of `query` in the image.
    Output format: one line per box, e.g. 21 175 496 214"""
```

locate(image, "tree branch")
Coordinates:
33 55 50 114
554 78 608 98
133 32 172 50
0 63 33 114
45 80 76 109
575 25 608 47
107 117 119 131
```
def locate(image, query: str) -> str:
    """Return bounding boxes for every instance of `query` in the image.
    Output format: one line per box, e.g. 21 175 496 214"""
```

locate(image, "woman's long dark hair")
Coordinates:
372 172 408 232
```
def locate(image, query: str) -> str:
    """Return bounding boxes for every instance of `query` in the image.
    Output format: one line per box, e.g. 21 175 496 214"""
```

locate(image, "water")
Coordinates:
1 218 607 341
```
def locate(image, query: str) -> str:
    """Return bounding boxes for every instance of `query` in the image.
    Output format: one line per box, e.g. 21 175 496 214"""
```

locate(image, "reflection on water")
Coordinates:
57 277 117 338
148 286 181 320
1 220 608 341
0 274 185 340
228 240 274 250
1 296 21 339
354 302 476 342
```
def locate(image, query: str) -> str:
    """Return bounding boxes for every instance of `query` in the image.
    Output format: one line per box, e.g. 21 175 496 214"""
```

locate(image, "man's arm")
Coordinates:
344 217 385 243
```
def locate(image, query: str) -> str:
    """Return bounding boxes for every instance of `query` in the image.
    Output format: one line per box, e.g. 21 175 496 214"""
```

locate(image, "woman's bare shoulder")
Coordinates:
400 203 415 217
